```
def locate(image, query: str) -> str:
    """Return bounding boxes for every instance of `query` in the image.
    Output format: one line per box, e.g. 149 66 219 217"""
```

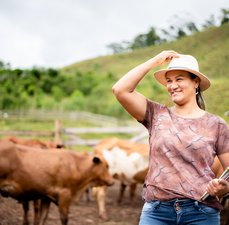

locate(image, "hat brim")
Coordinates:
153 68 211 91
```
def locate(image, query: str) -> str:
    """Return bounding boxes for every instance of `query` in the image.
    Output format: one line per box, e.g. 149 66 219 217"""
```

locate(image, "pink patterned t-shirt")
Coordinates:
141 99 229 209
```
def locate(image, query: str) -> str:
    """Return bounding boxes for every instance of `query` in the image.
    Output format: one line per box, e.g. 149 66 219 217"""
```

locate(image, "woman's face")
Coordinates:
165 70 199 105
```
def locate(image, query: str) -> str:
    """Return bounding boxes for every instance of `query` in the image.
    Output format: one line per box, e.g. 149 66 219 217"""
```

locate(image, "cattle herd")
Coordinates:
0 136 228 225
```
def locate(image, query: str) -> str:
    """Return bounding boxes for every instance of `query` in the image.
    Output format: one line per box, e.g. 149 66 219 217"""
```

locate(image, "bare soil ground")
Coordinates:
0 181 144 225
1 182 228 225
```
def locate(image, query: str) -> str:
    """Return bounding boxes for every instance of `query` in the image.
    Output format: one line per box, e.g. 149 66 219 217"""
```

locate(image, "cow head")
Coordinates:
91 155 114 187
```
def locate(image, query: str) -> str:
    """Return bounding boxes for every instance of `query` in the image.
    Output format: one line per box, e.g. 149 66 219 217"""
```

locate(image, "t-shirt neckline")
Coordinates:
168 107 207 120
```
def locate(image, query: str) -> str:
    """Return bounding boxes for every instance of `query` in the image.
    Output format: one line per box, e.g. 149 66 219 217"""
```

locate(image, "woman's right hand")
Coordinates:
152 50 180 66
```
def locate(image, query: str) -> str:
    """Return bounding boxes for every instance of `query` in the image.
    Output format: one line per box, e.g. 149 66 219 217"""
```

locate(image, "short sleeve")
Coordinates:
139 99 163 130
216 118 229 155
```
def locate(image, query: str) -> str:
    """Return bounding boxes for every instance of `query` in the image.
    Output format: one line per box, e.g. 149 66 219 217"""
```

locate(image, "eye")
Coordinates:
176 77 183 81
166 79 172 84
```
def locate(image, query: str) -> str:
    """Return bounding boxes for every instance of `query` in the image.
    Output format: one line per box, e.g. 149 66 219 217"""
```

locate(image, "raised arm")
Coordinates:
112 50 179 121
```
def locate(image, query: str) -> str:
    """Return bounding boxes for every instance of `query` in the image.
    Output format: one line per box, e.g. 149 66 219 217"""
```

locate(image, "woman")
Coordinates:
112 50 229 225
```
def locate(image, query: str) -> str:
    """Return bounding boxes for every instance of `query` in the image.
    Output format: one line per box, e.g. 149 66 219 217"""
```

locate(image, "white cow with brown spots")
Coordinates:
93 137 149 219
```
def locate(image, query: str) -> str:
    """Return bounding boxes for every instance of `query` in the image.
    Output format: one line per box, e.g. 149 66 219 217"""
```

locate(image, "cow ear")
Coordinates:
93 156 101 164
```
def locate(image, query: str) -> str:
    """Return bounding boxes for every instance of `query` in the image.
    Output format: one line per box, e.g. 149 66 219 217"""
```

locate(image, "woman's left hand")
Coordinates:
206 178 229 198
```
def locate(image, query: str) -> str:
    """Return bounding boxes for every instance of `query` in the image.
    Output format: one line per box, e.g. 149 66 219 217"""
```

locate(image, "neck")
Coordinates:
172 102 204 118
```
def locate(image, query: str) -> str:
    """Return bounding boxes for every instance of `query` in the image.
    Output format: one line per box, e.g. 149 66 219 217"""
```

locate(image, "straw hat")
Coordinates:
153 54 211 91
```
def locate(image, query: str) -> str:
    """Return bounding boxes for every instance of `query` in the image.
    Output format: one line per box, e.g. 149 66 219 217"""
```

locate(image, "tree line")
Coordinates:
106 8 229 54
0 63 117 115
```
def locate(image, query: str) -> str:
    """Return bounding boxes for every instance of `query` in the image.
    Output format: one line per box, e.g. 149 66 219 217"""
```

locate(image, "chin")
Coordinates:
172 98 183 105
171 97 180 102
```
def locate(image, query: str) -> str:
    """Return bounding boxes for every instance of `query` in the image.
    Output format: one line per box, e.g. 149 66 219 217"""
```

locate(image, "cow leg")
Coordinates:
38 198 51 225
129 182 137 203
33 199 41 225
58 206 69 225
22 201 30 225
58 193 71 225
93 186 108 220
85 188 91 203
117 182 126 204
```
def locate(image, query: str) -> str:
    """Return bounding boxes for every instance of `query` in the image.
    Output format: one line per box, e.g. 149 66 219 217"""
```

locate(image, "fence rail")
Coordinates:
62 125 148 146
0 130 54 137
63 126 145 134
0 119 148 147
1 110 133 126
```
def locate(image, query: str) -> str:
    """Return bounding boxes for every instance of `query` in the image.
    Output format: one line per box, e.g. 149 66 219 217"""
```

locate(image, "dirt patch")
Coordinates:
0 181 144 225
1 182 228 225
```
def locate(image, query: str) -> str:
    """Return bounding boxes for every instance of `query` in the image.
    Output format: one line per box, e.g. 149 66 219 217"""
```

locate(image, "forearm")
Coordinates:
112 57 158 95
112 50 179 96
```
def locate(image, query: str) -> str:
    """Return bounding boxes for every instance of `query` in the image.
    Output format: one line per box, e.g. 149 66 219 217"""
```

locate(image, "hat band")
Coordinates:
168 66 197 70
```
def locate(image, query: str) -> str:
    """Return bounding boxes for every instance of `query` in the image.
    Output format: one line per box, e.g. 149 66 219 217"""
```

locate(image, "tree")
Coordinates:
131 34 147 50
145 27 161 46
106 41 130 54
186 22 199 33
131 27 161 50
177 29 187 39
74 70 99 96
220 8 229 25
202 14 216 29
0 61 5 69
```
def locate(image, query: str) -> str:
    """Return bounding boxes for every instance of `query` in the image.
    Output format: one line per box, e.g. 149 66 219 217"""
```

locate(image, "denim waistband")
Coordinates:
155 198 195 206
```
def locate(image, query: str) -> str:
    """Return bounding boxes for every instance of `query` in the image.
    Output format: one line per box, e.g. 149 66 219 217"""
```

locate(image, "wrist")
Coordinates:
219 185 229 198
146 57 161 68
219 192 229 199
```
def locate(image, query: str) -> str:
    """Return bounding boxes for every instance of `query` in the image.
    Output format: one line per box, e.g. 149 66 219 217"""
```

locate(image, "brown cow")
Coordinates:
2 136 65 225
0 140 114 225
3 136 64 149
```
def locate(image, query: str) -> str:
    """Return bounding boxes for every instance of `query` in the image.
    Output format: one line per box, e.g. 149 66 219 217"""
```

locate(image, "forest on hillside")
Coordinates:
106 8 229 54
0 65 115 113
0 9 228 118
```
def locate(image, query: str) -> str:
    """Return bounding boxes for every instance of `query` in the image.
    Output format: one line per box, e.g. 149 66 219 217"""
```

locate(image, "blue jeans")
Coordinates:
139 199 220 225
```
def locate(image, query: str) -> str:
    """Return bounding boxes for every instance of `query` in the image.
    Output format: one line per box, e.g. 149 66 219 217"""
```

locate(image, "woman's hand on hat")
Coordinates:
206 178 229 198
153 50 180 66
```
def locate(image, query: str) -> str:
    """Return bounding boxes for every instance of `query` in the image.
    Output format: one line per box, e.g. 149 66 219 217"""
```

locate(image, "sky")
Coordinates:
0 0 228 69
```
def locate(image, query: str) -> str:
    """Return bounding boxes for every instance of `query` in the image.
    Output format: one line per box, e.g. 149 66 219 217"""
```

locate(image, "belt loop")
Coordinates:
194 201 199 207
152 200 161 209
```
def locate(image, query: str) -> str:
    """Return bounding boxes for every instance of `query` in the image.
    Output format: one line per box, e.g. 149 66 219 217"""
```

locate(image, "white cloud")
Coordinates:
0 15 44 68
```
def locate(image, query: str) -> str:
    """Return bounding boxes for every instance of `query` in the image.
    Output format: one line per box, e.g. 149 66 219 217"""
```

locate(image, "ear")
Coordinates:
194 77 200 88
93 156 101 164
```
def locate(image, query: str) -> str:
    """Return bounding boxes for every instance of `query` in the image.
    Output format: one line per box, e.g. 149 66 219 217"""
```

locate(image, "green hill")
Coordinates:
61 23 229 122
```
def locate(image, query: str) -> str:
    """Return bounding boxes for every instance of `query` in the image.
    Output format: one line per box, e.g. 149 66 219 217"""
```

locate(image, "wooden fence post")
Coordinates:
54 120 63 147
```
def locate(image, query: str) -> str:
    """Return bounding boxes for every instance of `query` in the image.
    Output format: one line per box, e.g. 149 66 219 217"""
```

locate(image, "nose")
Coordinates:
167 81 178 90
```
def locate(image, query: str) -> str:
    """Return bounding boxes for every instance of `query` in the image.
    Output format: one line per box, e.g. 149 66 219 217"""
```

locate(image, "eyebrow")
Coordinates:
165 74 185 80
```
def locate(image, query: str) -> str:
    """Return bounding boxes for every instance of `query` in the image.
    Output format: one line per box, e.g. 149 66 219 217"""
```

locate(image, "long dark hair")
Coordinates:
190 73 206 110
